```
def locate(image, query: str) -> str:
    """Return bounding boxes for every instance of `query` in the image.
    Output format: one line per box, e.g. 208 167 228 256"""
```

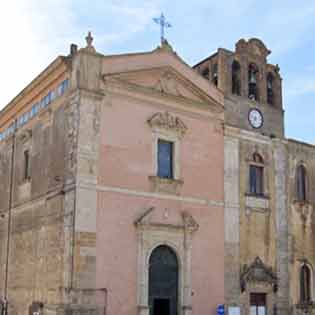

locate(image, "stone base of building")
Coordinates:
45 304 105 315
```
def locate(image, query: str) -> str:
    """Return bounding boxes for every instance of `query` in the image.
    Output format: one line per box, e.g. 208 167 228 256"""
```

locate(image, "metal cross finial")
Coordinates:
153 13 171 44
85 31 93 48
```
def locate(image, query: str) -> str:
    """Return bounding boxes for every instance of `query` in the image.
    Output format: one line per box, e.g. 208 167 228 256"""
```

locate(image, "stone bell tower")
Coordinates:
194 38 284 139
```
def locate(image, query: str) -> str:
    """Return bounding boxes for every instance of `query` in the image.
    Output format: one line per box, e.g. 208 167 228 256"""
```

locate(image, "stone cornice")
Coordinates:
103 66 224 113
105 80 224 121
224 125 272 145
134 207 199 233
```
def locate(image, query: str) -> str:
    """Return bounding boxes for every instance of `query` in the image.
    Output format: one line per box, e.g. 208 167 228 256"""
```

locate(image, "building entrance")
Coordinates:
149 245 178 315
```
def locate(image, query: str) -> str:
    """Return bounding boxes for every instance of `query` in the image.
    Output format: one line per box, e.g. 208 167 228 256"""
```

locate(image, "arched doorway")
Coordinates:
149 245 179 315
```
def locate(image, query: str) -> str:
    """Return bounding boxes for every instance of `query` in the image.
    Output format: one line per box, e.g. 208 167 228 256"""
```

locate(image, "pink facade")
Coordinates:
95 45 225 315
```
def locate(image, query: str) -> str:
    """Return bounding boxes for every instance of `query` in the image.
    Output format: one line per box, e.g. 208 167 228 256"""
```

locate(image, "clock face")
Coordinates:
248 108 263 129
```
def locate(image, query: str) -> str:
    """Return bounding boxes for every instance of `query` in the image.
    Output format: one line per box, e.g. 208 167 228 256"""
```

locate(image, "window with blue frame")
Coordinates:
0 79 69 143
157 139 173 179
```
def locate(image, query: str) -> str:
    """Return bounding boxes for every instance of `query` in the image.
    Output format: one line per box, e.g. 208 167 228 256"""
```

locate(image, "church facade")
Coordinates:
0 34 314 315
0 35 225 315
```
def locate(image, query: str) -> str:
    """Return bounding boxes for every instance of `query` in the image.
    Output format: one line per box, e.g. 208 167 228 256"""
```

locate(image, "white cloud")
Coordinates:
0 0 162 109
0 0 75 108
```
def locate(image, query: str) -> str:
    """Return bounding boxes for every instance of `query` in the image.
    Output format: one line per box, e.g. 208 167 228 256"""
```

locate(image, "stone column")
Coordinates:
273 140 290 315
182 228 193 315
224 134 241 308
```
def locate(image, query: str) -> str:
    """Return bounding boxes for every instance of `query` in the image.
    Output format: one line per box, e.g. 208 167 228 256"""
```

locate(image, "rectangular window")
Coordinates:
250 165 263 195
157 139 173 179
24 150 30 180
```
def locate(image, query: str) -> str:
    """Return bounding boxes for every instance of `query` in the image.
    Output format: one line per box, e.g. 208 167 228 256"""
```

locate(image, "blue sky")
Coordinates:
1 1 315 143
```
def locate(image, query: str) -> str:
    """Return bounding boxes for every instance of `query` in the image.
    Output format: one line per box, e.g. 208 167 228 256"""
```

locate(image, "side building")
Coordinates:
195 38 315 315
0 35 226 315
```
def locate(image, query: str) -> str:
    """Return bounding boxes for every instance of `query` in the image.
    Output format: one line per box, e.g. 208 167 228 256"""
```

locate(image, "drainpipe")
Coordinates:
4 120 17 308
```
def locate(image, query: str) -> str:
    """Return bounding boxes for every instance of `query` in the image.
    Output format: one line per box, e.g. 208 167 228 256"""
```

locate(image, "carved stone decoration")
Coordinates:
147 112 187 136
155 72 181 96
235 38 271 59
134 207 199 234
148 176 183 195
293 202 313 230
19 129 32 143
182 211 199 232
240 257 277 292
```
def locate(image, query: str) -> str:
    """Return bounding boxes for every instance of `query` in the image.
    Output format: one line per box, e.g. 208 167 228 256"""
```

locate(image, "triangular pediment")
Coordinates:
135 207 198 232
102 48 224 113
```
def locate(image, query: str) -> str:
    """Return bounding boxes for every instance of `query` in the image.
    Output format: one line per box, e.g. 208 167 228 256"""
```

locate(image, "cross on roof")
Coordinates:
153 13 172 45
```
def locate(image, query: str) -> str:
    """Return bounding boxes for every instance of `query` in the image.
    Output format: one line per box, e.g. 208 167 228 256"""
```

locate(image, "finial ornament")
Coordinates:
153 13 172 45
86 31 93 47
84 31 96 52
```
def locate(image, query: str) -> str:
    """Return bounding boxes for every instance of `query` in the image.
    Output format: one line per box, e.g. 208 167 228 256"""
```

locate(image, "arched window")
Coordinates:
149 245 179 315
300 264 312 303
267 73 274 105
212 63 218 86
296 164 307 201
248 63 259 101
232 60 241 95
249 153 264 196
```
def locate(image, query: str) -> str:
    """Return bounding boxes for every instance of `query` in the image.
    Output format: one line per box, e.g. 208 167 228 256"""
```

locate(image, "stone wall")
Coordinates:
224 132 240 306
0 95 74 315
288 140 315 313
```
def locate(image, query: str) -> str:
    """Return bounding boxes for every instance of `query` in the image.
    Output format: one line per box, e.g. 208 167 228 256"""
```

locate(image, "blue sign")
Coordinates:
217 304 225 315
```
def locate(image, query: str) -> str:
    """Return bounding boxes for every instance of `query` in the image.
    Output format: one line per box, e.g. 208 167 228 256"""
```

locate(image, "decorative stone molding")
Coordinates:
18 129 32 143
182 211 199 232
235 38 271 59
245 195 270 210
147 112 187 137
155 71 182 97
245 149 269 165
135 207 198 315
240 257 277 292
292 202 313 229
148 176 183 195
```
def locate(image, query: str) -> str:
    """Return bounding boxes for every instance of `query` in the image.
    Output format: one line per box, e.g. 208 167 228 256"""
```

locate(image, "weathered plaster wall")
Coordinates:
0 93 72 315
287 140 315 314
